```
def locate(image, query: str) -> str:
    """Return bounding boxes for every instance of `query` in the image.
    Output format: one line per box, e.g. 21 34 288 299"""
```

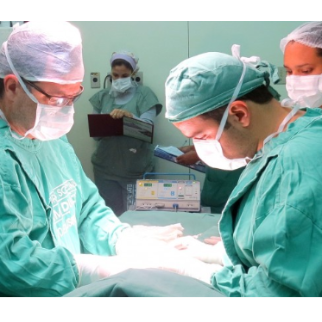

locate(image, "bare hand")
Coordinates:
178 145 195 153
110 109 133 119
176 150 200 165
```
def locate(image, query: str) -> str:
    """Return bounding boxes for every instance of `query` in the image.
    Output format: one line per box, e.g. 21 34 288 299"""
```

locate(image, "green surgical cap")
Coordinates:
165 51 277 123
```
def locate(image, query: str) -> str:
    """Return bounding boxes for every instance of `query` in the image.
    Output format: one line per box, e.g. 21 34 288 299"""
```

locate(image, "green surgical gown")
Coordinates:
89 85 162 180
212 108 322 297
201 166 244 213
0 120 129 297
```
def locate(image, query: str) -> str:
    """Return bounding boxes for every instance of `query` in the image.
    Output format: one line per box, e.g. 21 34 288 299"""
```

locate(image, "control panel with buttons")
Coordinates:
135 179 200 212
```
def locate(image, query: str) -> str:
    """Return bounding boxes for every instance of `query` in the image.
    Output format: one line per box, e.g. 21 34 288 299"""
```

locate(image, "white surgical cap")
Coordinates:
110 50 139 72
280 21 322 53
0 21 84 84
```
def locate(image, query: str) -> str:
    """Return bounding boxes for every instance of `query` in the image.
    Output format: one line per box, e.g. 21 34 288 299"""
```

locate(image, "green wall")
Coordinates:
68 21 304 185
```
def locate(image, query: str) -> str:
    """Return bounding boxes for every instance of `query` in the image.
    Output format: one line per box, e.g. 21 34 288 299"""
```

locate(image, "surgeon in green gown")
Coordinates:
0 22 131 297
164 44 322 296
0 22 218 297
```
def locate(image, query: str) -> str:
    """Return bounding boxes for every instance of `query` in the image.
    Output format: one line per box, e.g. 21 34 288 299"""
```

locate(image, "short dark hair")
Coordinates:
316 48 322 58
111 59 133 72
200 85 275 129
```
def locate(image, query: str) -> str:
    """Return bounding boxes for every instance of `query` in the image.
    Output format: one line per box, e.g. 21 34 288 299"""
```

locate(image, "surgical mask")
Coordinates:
193 44 301 171
7 89 74 141
194 102 300 171
111 77 133 94
0 109 8 121
285 74 322 108
194 139 251 171
22 102 74 141
3 42 75 141
193 45 250 171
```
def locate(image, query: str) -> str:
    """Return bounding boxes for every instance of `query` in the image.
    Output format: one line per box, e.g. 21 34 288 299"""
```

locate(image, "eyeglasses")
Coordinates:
23 79 84 107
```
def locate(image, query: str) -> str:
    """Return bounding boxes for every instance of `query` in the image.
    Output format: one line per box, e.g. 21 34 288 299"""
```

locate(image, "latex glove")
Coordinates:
204 236 222 245
115 227 179 256
132 223 184 242
75 251 221 287
168 236 226 265
75 253 163 287
156 251 223 284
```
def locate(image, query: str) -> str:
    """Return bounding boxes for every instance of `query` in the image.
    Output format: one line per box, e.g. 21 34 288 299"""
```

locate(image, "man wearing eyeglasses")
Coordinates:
0 21 217 297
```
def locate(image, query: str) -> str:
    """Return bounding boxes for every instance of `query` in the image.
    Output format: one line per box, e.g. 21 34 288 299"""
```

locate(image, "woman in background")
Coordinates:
280 21 322 108
89 50 162 216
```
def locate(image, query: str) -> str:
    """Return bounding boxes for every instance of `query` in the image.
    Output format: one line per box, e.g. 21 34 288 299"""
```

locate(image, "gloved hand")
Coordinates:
115 226 183 256
74 253 163 287
204 236 222 245
74 251 222 287
155 251 223 284
132 223 184 242
168 236 226 265
75 254 123 287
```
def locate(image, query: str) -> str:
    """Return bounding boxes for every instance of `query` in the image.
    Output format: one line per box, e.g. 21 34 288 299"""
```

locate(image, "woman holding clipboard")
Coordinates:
89 50 162 216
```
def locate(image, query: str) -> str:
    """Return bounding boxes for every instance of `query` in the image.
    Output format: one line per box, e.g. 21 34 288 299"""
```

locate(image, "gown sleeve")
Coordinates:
76 156 130 255
212 141 322 297
0 150 79 297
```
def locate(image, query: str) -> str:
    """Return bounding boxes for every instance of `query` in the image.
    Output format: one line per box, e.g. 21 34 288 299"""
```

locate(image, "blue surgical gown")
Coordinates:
0 119 129 297
212 108 322 297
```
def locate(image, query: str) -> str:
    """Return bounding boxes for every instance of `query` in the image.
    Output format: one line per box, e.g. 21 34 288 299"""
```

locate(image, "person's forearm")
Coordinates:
132 106 156 124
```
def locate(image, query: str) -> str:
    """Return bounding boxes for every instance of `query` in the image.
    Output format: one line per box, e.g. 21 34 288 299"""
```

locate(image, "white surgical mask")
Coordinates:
0 109 8 121
0 102 74 141
4 42 75 141
285 74 322 108
22 102 74 141
111 77 133 94
194 104 300 171
194 138 251 171
193 45 250 171
193 44 301 171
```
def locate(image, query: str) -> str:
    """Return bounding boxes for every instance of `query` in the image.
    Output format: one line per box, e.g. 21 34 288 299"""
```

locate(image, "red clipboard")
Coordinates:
88 114 154 143
88 114 123 137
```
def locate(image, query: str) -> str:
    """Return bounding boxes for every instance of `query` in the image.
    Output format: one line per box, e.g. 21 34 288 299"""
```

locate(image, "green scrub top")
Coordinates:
212 108 322 297
0 119 129 297
201 166 244 213
89 85 162 180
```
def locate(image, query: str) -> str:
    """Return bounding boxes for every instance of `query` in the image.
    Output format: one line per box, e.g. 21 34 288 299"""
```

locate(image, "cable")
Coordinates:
103 74 111 89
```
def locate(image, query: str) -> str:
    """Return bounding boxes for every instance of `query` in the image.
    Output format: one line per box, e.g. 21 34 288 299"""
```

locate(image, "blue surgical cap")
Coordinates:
110 50 139 73
165 51 278 123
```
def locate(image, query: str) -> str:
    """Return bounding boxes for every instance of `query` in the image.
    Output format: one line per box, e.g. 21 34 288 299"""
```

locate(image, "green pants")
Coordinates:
94 169 136 216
